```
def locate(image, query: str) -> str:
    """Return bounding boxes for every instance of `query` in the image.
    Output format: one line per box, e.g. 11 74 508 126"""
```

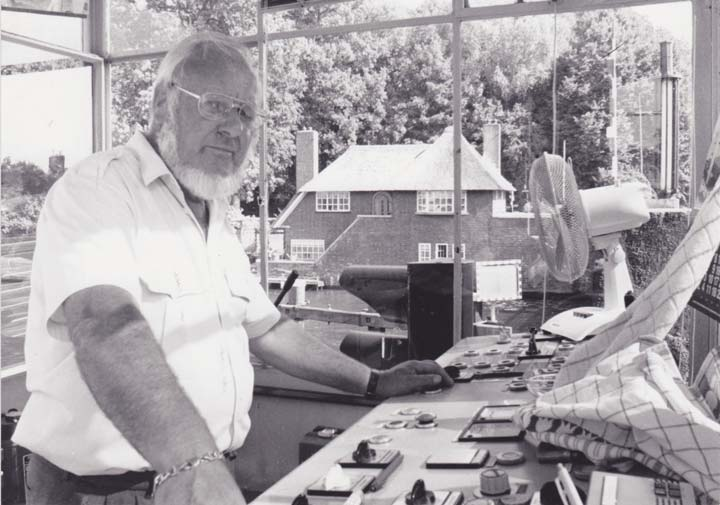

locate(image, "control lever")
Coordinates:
274 270 299 306
527 327 540 356
405 479 435 505
352 440 376 463
292 493 309 505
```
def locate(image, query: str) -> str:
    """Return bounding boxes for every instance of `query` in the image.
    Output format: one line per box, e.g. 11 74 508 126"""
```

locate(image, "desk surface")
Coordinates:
253 337 560 505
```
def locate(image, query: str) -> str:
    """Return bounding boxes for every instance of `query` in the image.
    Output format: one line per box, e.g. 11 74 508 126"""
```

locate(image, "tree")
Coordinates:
1 157 63 237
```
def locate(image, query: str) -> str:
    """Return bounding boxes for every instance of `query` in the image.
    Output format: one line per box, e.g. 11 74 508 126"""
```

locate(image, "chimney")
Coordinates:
48 154 65 175
296 130 319 191
482 123 501 173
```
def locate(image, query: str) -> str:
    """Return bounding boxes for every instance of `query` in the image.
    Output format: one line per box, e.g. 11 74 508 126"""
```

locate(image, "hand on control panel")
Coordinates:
376 360 454 397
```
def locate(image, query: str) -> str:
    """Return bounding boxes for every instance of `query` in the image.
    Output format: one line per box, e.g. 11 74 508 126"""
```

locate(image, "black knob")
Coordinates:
444 365 460 379
292 494 309 505
352 440 376 463
406 479 436 505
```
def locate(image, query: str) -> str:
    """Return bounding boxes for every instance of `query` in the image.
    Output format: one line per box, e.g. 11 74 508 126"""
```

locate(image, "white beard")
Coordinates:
156 118 245 201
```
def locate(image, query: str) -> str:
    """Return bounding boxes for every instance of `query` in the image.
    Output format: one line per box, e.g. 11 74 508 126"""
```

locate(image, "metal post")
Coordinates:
452 0 463 344
86 0 109 152
257 1 270 292
609 15 619 184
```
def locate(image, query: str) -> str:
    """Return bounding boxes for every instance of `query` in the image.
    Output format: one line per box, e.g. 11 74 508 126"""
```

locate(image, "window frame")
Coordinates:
435 243 450 259
315 191 351 212
418 242 432 262
416 190 468 215
289 239 325 261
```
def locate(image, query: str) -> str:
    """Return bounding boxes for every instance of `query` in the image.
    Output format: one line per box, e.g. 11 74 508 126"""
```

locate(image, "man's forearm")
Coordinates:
249 317 371 394
66 289 218 473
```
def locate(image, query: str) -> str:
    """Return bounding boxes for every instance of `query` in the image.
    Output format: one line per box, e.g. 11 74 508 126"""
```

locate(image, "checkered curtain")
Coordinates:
515 176 720 500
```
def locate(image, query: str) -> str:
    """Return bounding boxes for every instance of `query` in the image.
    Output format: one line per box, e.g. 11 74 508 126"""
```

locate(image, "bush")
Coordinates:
1 196 45 236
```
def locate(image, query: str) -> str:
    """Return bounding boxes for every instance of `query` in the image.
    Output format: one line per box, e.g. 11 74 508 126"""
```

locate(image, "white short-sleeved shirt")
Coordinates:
12 131 281 476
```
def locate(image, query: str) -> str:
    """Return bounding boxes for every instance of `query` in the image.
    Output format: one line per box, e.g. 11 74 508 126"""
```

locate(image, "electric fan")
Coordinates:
529 153 650 341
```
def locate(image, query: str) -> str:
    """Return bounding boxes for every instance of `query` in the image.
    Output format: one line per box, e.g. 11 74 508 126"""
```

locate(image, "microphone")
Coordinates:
274 270 300 306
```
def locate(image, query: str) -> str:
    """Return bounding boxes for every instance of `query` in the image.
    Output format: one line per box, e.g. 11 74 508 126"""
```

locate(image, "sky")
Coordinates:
0 1 693 170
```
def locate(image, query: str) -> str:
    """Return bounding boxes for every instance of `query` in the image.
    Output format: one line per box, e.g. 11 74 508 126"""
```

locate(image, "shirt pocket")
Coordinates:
224 267 253 328
138 264 203 344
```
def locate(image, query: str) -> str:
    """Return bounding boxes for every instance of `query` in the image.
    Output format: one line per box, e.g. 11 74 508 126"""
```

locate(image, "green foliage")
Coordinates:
1 157 63 237
1 157 63 197
109 2 692 214
1 196 45 237
622 211 690 290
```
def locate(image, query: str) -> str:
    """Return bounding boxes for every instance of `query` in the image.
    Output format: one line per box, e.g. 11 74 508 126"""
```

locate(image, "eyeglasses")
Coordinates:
171 83 267 125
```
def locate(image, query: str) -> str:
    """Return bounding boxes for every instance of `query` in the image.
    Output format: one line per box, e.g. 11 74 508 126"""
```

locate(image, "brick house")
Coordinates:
272 125 541 286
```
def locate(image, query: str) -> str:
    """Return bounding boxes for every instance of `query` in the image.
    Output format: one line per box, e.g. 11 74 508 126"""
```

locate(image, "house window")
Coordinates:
372 192 392 215
416 190 467 214
316 191 350 212
290 239 325 261
492 191 506 216
451 243 467 260
435 243 450 259
418 243 431 262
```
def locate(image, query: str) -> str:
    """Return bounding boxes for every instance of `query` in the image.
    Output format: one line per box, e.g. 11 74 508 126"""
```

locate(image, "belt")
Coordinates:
69 469 156 498
67 451 237 498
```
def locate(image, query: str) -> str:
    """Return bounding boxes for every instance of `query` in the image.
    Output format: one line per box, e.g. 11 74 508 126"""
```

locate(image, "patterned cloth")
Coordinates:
515 175 720 501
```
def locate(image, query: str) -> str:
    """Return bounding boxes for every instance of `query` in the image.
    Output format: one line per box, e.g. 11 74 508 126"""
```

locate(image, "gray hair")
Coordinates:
149 31 256 130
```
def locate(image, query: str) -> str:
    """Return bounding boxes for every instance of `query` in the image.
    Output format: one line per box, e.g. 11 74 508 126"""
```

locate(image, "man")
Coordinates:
14 32 453 505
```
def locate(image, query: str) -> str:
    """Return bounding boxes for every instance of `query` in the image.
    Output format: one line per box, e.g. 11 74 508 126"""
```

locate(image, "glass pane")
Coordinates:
1 62 93 368
462 3 691 200
109 0 257 54
263 0 450 32
465 0 545 6
110 58 161 146
0 10 84 50
1 39 70 66
1 0 88 16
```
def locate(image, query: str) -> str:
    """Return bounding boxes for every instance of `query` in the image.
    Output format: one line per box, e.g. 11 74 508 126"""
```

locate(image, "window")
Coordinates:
372 192 392 215
436 243 450 259
417 191 467 214
316 192 350 212
418 243 432 262
492 191 506 216
290 239 325 261
451 244 467 260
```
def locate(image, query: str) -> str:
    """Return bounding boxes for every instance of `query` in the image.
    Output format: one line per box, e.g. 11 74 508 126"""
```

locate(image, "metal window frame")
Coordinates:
4 0 716 346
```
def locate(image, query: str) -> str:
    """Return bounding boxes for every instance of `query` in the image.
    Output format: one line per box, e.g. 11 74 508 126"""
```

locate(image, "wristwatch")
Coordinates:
365 369 381 398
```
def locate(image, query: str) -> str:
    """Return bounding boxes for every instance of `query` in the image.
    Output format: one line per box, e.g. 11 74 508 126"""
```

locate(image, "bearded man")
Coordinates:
14 31 452 505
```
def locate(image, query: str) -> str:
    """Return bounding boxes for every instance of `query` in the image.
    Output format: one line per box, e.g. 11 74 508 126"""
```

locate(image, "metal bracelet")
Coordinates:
152 450 225 494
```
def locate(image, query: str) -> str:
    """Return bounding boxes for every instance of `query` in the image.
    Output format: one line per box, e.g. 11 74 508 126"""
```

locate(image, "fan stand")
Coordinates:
541 233 632 341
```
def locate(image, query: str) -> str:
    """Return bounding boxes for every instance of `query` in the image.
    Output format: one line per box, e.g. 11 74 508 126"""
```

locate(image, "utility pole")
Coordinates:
607 15 619 185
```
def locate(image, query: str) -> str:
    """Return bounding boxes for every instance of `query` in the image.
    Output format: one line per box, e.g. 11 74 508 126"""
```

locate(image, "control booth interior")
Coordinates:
1 1 719 505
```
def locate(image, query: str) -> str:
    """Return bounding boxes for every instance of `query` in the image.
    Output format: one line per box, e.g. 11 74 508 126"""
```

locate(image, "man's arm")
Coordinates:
248 315 454 397
64 285 243 505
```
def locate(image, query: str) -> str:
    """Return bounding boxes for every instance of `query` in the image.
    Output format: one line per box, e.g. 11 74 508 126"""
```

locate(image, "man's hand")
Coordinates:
375 360 454 397
154 460 246 505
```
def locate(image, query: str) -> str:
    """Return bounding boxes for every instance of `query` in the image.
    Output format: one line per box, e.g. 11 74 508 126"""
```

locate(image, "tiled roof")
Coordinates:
299 126 515 193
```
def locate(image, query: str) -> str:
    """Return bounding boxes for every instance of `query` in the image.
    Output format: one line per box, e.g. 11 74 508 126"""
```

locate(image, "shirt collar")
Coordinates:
127 129 175 187
127 129 231 219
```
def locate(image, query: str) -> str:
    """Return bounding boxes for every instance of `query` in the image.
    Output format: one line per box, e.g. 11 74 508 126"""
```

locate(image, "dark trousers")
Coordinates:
25 454 153 505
